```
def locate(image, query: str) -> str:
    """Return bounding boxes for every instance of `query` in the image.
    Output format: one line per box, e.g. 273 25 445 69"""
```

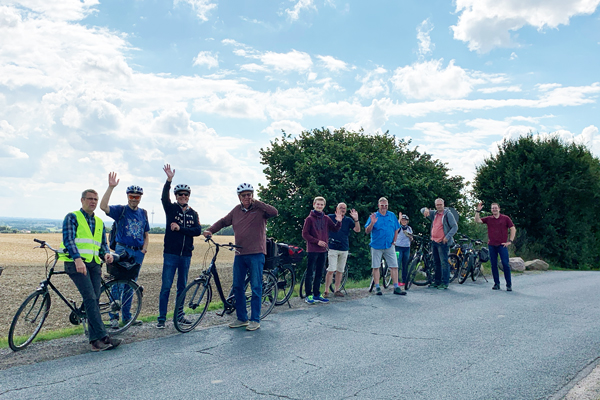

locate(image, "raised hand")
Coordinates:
335 209 343 222
163 164 175 181
477 201 483 212
350 209 359 222
108 172 119 188
369 213 378 225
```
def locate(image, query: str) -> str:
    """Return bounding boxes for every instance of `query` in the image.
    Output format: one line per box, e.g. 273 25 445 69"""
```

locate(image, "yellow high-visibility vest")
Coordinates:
59 210 104 264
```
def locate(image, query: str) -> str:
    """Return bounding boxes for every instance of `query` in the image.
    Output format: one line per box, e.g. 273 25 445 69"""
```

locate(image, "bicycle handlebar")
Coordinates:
205 237 242 250
33 239 61 253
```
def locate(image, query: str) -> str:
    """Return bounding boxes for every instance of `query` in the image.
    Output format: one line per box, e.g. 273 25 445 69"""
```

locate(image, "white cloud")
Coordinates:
260 49 313 72
174 0 217 22
478 85 522 94
355 68 388 99
262 120 305 137
536 83 562 92
193 51 219 69
317 55 348 72
285 0 317 21
240 63 270 73
0 0 99 21
452 0 600 53
510 52 518 60
417 18 434 58
391 59 472 100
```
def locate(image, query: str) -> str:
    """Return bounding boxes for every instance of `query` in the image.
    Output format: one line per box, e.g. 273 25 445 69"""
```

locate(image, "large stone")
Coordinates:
502 257 525 272
524 259 549 271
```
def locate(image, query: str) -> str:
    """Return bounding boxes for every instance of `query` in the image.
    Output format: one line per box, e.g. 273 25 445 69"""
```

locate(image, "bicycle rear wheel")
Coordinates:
471 259 482 281
275 265 295 306
174 277 212 333
448 254 460 283
246 271 278 319
330 263 349 293
411 257 430 286
99 279 143 334
458 257 472 284
9 290 51 351
299 269 307 298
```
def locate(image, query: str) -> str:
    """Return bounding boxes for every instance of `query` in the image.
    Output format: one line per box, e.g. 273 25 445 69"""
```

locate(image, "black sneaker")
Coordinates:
376 287 383 296
506 286 512 292
492 284 500 290
156 321 166 329
103 336 122 350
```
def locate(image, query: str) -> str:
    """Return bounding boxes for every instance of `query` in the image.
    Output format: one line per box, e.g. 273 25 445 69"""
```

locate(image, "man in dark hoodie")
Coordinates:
302 196 342 304
156 164 202 329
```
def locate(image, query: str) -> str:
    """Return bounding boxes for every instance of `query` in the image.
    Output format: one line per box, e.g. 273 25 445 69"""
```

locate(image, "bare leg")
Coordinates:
324 271 334 295
334 271 343 292
372 267 380 285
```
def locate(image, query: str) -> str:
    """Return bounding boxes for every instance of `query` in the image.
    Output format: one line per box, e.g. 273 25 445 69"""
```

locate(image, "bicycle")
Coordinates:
405 235 435 289
298 246 352 298
173 238 278 333
8 239 143 351
456 235 488 284
368 257 391 292
448 243 463 283
271 263 296 307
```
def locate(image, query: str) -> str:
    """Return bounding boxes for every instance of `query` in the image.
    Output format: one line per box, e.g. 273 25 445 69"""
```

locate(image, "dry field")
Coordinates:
0 233 236 340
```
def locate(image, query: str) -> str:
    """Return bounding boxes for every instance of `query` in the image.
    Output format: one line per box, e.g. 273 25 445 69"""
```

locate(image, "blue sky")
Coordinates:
1 0 599 225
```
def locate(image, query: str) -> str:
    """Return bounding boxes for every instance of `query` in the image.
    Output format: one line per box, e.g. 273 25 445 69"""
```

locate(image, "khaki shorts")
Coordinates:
370 246 399 269
327 249 349 273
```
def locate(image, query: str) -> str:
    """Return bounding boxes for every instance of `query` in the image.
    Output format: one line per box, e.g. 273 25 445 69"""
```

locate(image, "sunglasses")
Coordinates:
128 195 141 200
240 193 253 198
176 192 190 197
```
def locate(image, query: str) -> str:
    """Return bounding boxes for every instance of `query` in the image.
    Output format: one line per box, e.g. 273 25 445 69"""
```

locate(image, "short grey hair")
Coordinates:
435 198 444 205
378 197 388 204
81 189 98 199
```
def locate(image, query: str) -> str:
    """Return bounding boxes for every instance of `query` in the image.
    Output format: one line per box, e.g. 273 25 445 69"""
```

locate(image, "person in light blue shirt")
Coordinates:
365 197 404 296
394 213 413 292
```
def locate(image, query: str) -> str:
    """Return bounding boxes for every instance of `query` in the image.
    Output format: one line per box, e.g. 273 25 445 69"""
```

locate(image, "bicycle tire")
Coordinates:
330 263 349 293
9 290 51 351
299 269 307 298
448 254 460 283
382 259 392 288
412 258 430 286
245 271 278 319
458 256 472 284
275 265 295 306
471 259 482 281
174 277 212 333
99 279 143 335
405 255 420 290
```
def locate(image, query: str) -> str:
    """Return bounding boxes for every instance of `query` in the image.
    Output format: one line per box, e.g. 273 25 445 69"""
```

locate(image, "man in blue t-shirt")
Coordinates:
365 197 403 295
324 203 360 298
100 172 150 328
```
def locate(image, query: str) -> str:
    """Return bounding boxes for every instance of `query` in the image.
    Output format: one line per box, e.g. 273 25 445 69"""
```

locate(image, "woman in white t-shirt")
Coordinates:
395 213 413 291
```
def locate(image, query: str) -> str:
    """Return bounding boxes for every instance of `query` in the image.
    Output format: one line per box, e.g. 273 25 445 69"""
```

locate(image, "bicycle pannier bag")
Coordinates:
264 237 279 270
107 252 141 280
479 247 490 263
286 245 305 264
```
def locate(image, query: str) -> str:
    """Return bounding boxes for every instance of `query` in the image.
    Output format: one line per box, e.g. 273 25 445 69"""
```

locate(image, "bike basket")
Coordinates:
479 247 490 263
107 262 140 280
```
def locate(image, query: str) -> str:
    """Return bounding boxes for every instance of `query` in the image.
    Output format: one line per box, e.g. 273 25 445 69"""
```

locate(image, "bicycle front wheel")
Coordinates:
458 257 472 284
330 264 349 293
448 254 460 283
275 266 296 306
471 260 482 281
246 271 278 319
99 279 143 335
9 290 51 351
411 258 430 286
174 277 212 333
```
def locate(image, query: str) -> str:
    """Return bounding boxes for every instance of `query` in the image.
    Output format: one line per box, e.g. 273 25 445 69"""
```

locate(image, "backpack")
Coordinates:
277 243 305 264
447 207 459 224
109 207 148 251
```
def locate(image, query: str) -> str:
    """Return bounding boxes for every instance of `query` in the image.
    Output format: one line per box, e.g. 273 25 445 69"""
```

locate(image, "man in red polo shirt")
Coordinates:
475 202 517 291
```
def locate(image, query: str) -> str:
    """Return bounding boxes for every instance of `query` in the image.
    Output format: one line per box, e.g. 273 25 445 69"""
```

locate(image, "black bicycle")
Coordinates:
405 235 435 288
456 235 486 284
8 239 143 351
173 238 278 333
271 263 296 306
298 244 352 298
368 258 391 292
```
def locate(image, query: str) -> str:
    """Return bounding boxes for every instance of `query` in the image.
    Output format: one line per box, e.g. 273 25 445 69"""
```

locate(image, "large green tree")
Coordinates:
258 127 464 278
474 134 600 269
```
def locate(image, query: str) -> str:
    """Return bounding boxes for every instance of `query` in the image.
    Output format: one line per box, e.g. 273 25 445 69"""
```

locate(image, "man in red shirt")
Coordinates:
475 202 517 291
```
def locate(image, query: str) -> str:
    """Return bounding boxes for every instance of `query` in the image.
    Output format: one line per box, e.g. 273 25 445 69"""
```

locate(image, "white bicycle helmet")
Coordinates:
173 184 191 194
126 185 144 195
236 183 254 194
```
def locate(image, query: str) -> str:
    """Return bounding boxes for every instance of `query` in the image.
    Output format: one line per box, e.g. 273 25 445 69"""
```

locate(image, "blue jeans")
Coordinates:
395 246 411 284
489 244 512 287
431 241 450 285
66 261 106 342
110 244 144 322
158 253 191 323
233 254 264 323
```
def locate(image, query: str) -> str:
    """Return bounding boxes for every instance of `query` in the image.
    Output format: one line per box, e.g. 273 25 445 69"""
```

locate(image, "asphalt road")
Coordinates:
1 271 599 400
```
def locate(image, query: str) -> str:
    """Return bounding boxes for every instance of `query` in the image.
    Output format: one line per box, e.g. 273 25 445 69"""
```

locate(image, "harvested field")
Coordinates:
0 233 236 340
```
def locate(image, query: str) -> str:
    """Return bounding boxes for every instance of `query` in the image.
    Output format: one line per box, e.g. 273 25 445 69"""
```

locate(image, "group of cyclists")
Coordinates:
58 165 516 352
